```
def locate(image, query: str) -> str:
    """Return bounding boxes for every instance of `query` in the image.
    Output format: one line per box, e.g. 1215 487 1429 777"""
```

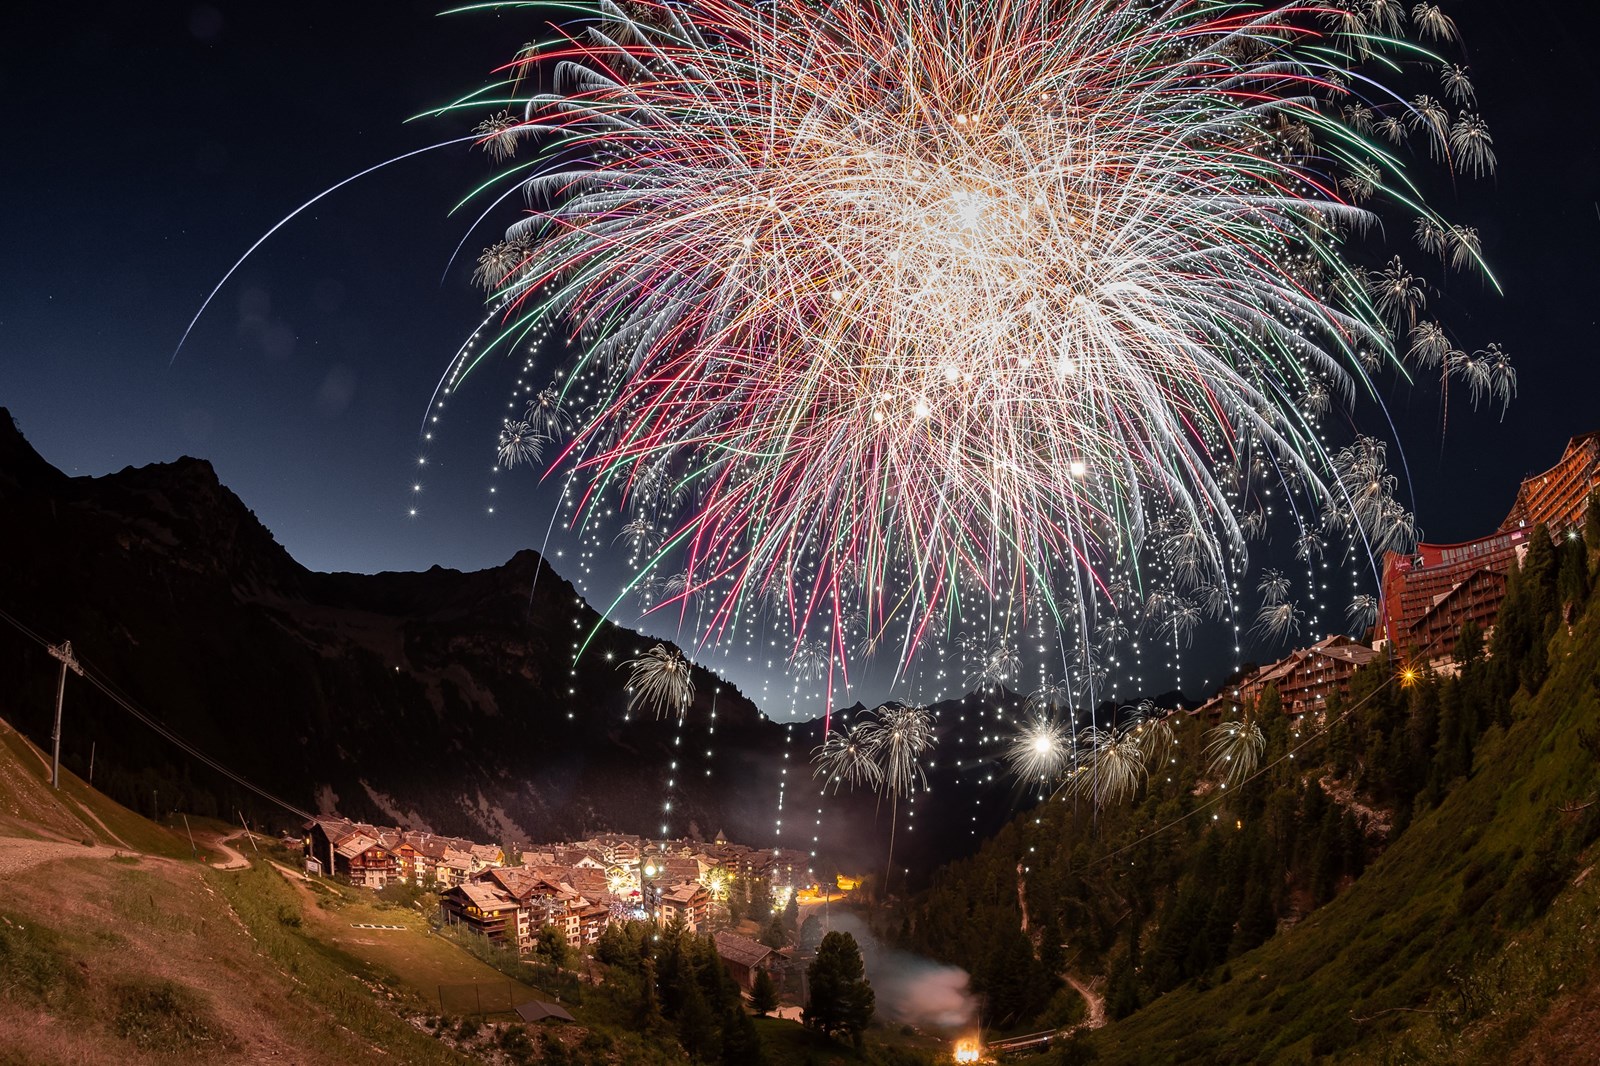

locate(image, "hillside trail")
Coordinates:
1063 971 1107 1034
0 836 123 877
203 829 253 870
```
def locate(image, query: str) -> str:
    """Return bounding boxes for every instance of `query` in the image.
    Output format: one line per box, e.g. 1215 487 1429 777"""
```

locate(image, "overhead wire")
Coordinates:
0 604 313 822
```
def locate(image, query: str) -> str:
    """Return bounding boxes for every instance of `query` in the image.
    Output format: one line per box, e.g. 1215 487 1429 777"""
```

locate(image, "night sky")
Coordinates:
4 2 1598 713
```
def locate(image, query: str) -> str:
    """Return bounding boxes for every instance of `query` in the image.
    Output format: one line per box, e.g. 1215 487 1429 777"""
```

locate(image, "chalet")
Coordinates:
392 838 420 882
469 843 506 872
440 848 474 887
408 834 454 886
578 834 643 868
575 901 611 944
1193 637 1382 722
655 857 702 886
302 817 354 875
562 866 614 904
335 832 398 889
1239 635 1381 720
441 884 525 946
713 931 775 992
657 882 712 931
555 848 607 871
515 1000 576 1024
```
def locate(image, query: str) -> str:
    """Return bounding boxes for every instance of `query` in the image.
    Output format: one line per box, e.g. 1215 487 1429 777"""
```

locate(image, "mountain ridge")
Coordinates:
0 408 1034 877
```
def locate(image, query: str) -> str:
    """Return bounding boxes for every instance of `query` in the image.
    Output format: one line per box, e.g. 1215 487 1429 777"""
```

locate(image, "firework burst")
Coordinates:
1203 717 1268 787
812 720 886 794
440 0 1505 723
1005 715 1073 784
1063 726 1148 808
621 644 695 719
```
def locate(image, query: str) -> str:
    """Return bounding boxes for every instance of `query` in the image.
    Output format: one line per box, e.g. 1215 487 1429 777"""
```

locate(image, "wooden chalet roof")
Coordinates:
660 881 709 905
335 833 380 859
564 867 613 900
449 883 519 913
713 931 772 970
1304 634 1380 666
479 867 538 900
657 858 701 883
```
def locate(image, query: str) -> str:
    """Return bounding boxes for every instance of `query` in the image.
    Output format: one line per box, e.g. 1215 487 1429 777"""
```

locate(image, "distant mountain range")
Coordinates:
0 408 1087 879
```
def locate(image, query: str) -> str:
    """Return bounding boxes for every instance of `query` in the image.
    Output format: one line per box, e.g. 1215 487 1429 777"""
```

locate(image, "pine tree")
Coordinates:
676 977 720 1063
798 914 823 956
718 1001 763 1066
1557 536 1590 611
637 956 664 1029
760 913 787 949
751 968 779 1016
1234 884 1277 953
535 925 572 969
1104 940 1142 1021
804 932 875 1047
1456 618 1484 666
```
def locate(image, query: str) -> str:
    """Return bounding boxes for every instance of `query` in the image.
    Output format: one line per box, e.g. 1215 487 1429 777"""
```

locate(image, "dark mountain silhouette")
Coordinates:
0 409 1044 879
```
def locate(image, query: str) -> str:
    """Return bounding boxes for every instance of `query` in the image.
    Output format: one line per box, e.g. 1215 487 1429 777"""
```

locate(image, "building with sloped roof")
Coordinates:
657 882 711 932
713 931 775 991
440 883 526 946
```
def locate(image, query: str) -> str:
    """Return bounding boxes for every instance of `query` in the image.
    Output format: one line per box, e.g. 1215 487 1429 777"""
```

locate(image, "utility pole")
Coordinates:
238 809 259 855
47 641 82 790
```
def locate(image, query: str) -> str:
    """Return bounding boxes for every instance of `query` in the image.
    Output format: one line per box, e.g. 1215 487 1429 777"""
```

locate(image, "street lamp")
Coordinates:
642 862 660 922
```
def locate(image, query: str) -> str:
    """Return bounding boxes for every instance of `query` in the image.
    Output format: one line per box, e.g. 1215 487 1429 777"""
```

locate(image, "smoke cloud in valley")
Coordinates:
818 911 977 1032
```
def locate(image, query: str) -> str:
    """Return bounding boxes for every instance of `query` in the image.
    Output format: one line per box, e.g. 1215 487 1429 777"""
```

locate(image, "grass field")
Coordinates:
261 854 548 1011
0 851 474 1065
0 716 193 858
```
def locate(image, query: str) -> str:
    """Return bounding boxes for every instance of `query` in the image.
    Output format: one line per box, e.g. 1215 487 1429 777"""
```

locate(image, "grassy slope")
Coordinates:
0 852 476 1066
259 860 549 1005
0 709 481 1065
1090 597 1600 1064
0 714 192 858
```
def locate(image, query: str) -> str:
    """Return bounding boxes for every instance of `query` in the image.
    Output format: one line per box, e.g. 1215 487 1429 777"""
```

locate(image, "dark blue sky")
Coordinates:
3 1 1598 712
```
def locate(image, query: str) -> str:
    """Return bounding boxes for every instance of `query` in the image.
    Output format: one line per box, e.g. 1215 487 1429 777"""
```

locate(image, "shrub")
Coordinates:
112 978 231 1053
0 914 83 1009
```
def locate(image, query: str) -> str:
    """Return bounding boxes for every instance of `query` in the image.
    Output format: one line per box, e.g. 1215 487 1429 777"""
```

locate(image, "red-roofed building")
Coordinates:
1378 530 1529 663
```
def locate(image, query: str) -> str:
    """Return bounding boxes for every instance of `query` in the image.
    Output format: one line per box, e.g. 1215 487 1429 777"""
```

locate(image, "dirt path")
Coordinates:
1064 971 1107 1033
1017 861 1030 934
0 835 122 877
203 829 253 870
